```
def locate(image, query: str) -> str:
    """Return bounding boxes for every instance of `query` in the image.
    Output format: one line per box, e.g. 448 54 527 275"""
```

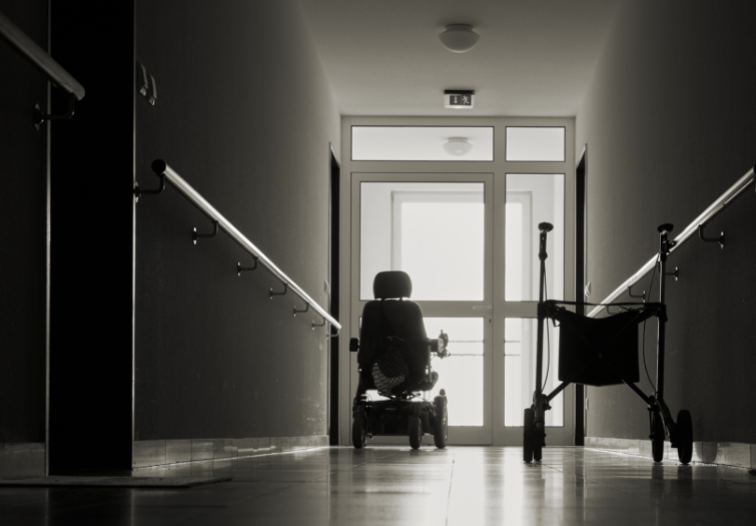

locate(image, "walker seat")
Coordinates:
542 301 663 387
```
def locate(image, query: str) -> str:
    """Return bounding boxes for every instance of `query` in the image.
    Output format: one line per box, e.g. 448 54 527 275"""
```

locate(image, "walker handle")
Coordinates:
539 222 554 233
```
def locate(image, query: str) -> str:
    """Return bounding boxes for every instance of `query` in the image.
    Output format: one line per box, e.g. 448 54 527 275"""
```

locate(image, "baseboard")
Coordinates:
0 443 45 478
586 436 756 469
133 435 329 469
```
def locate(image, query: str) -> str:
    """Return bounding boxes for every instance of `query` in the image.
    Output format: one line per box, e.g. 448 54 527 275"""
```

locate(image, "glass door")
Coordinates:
341 117 575 448
351 172 494 444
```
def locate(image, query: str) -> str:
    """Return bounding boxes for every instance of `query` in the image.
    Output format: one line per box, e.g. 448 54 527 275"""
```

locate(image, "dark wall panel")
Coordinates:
577 0 756 443
0 0 48 444
134 0 339 440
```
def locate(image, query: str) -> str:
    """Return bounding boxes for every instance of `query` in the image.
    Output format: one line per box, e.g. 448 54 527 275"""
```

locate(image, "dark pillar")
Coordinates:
574 148 586 446
329 150 340 445
48 1 135 473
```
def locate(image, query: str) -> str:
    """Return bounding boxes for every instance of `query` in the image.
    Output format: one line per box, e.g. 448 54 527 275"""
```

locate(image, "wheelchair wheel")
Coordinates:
523 408 534 462
651 411 665 462
352 416 367 449
433 395 448 449
408 415 423 450
676 410 693 465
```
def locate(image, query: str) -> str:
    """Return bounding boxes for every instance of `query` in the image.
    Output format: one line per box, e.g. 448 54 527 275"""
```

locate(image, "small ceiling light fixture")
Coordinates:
443 137 473 156
438 24 480 53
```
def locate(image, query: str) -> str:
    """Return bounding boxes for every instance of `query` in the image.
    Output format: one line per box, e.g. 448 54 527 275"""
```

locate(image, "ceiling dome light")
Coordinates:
443 137 473 156
438 24 480 53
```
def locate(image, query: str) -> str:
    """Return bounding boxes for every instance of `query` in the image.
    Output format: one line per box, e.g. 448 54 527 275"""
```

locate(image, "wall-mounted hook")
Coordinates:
34 92 76 131
628 284 646 302
698 224 725 249
237 257 258 276
148 73 158 105
137 62 158 106
270 282 288 299
665 267 679 281
193 220 219 245
293 302 309 317
312 316 326 329
133 173 166 203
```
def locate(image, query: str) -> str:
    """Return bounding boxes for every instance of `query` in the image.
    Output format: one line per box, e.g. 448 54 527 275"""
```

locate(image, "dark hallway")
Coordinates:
2 0 756 524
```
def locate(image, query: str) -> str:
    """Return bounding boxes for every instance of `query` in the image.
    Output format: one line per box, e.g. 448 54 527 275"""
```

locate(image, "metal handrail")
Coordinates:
0 10 85 100
587 165 755 318
149 160 341 333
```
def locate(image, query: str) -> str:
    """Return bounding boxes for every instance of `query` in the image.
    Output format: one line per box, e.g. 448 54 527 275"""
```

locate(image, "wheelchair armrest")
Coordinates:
349 338 360 352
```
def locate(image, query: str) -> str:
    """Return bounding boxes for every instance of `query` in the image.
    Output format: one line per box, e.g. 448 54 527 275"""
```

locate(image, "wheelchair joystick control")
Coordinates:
657 223 674 234
436 330 449 358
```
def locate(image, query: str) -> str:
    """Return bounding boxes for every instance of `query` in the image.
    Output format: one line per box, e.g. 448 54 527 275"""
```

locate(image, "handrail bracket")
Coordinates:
193 220 219 245
698 224 725 249
270 282 288 299
133 174 166 202
34 92 76 131
237 257 259 276
293 302 310 317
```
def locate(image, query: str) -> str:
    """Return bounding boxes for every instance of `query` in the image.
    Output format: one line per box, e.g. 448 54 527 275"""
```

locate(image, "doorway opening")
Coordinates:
341 117 575 446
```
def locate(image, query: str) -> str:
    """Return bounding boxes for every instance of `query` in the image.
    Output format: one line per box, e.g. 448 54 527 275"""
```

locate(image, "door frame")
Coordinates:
338 116 576 446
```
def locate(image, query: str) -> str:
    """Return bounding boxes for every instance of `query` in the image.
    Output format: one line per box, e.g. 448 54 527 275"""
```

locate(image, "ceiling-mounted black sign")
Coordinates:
444 90 475 109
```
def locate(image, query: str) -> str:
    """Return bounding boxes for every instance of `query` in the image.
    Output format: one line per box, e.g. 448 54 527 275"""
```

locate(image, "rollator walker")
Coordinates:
524 222 693 464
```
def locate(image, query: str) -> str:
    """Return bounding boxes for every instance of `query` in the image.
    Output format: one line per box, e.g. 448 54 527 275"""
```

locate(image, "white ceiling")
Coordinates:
298 0 621 117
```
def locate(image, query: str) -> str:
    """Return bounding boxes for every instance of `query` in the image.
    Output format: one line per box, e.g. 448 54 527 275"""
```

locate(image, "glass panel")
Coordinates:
504 318 563 427
361 182 485 301
506 127 565 161
352 127 494 161
424 318 484 427
505 174 564 301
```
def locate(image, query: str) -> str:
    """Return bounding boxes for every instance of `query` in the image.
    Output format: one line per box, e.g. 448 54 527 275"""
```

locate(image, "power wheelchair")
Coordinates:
350 271 450 449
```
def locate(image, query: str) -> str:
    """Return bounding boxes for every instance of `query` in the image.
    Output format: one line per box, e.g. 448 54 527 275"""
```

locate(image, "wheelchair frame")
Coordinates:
524 222 693 464
350 333 450 450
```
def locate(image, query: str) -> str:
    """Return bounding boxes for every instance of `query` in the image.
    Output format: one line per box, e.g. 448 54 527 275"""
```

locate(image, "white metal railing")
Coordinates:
588 165 755 317
145 159 341 333
0 10 85 100
1 9 85 129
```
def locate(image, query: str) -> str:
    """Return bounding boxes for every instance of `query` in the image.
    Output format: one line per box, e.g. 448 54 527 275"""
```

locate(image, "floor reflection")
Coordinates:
2 446 756 525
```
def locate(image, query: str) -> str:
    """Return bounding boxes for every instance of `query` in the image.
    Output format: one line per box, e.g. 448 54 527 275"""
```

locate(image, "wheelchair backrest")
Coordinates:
358 271 429 391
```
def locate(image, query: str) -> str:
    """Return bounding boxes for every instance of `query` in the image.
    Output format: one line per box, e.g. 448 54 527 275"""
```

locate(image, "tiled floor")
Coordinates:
2 446 756 525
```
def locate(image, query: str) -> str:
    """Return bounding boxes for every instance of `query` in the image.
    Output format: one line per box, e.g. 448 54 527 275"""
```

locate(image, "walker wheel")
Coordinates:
409 415 423 450
676 410 693 464
433 396 448 449
651 411 665 462
352 416 367 449
523 408 535 462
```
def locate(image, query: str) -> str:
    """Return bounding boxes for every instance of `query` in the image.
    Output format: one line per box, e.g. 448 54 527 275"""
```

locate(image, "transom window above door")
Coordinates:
351 126 494 161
